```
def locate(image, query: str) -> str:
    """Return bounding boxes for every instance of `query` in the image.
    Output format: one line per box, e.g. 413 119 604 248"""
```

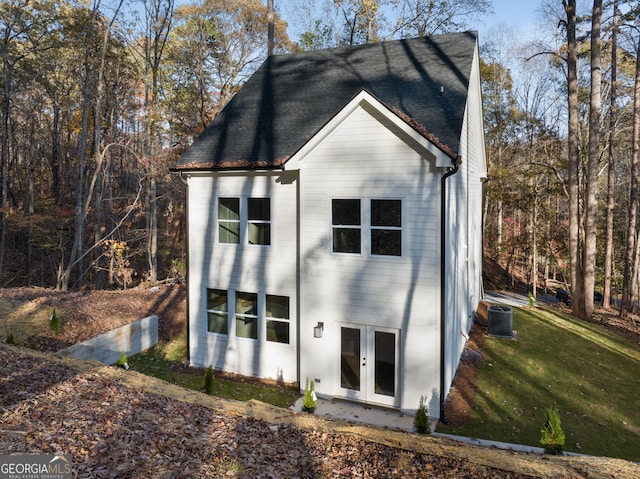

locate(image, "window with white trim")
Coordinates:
205 289 291 344
331 198 402 257
206 289 229 334
371 199 402 256
218 198 240 244
217 197 271 245
332 199 361 254
235 291 258 339
266 295 290 344
248 198 271 245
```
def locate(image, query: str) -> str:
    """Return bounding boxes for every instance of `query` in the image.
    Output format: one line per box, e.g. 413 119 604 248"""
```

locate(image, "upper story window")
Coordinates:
331 198 402 257
332 199 361 254
218 198 240 244
248 198 271 245
371 199 402 256
218 197 271 246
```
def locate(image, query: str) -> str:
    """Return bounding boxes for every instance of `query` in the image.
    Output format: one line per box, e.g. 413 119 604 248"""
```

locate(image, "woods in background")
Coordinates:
2 0 640 324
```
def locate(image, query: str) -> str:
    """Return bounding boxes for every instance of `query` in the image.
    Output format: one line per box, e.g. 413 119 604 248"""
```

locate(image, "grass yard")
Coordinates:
128 331 300 409
436 306 640 462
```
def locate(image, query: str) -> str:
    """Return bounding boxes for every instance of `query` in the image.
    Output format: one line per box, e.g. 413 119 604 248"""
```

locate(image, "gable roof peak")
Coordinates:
172 31 478 172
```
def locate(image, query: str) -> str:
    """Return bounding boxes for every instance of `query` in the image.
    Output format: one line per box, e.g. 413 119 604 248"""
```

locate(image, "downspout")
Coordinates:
439 157 460 425
178 171 190 365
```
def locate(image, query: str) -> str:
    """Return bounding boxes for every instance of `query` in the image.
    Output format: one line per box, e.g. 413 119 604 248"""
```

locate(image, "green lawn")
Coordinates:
436 306 640 462
127 331 300 409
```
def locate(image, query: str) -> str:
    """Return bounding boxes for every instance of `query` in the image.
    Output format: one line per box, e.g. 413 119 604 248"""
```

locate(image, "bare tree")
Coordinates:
581 0 603 320
621 25 640 318
561 0 584 318
142 0 174 284
603 0 618 310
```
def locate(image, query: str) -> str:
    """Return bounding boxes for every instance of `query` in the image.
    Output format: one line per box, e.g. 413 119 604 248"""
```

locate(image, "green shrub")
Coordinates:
540 407 565 454
115 352 129 370
6 332 14 344
204 366 214 395
302 378 317 413
49 308 61 334
414 395 431 434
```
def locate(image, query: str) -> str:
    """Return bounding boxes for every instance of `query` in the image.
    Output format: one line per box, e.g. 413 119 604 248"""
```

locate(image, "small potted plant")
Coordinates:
302 378 317 413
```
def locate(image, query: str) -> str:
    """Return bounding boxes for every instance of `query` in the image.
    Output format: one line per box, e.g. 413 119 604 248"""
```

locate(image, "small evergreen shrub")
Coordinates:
115 352 129 370
6 332 14 344
540 407 565 454
413 395 431 434
49 308 61 334
204 366 214 395
302 378 317 413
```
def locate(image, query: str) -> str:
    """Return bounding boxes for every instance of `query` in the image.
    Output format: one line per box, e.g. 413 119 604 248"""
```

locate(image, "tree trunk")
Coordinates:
267 0 274 56
582 0 603 320
0 50 11 283
603 0 618 309
564 0 583 318
51 103 61 205
621 33 640 318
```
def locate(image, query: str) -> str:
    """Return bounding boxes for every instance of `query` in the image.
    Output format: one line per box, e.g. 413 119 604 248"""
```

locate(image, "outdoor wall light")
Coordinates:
313 322 324 338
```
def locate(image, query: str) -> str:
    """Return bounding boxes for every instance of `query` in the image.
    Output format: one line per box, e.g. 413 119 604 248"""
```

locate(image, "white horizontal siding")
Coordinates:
187 172 298 383
442 43 486 403
296 105 442 411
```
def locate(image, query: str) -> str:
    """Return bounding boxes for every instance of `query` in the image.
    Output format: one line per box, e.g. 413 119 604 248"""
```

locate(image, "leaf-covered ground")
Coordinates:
2 346 639 478
1 286 639 477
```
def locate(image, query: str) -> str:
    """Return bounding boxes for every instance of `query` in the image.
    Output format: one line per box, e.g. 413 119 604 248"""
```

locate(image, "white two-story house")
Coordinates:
171 31 487 419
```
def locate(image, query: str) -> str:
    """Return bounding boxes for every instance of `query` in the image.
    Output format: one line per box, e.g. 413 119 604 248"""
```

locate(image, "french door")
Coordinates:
338 324 400 407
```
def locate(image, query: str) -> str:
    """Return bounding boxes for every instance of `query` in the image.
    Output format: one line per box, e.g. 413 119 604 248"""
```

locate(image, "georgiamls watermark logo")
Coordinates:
0 454 72 479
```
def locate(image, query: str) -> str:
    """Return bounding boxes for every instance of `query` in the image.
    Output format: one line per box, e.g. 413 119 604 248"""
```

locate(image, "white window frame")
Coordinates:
330 197 403 258
206 288 229 335
369 198 403 258
217 197 272 246
205 289 292 346
331 198 363 255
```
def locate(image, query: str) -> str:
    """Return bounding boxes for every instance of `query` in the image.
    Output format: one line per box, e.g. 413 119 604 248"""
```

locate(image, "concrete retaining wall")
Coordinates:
58 315 158 364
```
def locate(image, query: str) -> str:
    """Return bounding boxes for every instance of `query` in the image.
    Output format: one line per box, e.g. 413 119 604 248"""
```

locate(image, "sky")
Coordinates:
479 0 541 37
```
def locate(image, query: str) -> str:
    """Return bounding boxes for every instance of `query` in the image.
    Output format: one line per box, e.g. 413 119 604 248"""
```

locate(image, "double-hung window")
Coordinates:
206 289 229 334
332 199 361 254
248 198 271 245
206 289 291 344
266 295 290 344
371 199 402 256
218 198 240 244
218 197 271 245
331 198 402 257
235 292 258 339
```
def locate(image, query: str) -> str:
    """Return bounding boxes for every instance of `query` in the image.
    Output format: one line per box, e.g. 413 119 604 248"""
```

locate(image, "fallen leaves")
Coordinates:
0 346 538 478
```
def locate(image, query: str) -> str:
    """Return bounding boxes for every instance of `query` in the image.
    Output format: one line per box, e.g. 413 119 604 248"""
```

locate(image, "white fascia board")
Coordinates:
284 90 453 170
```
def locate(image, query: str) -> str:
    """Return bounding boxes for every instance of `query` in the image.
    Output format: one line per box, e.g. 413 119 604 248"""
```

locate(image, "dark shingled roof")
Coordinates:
172 31 477 171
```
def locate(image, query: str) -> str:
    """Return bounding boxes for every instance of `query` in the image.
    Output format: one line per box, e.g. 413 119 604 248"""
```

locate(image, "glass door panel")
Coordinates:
374 331 395 397
337 324 399 407
340 327 361 391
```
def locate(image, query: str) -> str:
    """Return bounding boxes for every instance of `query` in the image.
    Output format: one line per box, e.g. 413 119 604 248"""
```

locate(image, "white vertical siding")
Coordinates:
186 172 299 383
296 105 442 413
